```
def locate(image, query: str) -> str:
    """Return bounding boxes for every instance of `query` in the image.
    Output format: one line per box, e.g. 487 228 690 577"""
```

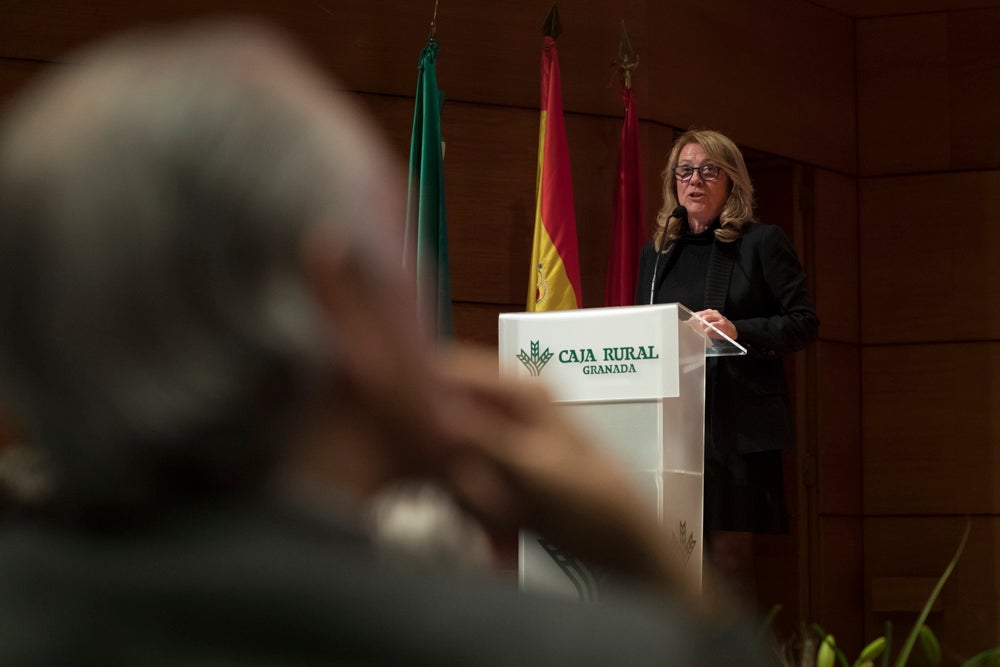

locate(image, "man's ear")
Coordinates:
299 223 353 317
297 223 397 383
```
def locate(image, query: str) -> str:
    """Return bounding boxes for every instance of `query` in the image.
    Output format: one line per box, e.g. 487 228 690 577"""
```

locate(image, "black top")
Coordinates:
652 224 717 311
636 221 819 454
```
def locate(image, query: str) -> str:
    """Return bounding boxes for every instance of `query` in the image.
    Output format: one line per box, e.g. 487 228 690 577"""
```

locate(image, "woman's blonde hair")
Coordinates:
653 129 754 249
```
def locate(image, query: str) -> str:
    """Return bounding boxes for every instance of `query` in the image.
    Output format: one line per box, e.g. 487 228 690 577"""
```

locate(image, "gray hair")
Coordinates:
0 23 395 515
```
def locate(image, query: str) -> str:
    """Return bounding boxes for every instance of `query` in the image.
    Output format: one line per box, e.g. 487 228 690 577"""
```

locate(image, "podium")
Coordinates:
498 303 745 600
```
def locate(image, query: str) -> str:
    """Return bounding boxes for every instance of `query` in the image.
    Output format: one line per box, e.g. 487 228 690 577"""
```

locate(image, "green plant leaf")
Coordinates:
919 625 941 666
757 603 782 640
961 647 1000 667
811 624 851 667
893 519 971 667
855 637 887 667
818 635 837 667
882 622 893 667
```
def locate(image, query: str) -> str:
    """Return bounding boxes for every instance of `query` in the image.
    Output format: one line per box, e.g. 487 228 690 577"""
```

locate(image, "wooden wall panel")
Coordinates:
756 524 804 639
0 0 648 117
864 517 999 663
405 0 650 120
453 302 519 349
857 14 950 176
566 112 625 307
817 342 861 515
637 122 675 243
646 0 856 174
1 1 856 172
751 164 799 241
862 342 1000 515
439 102 538 306
814 169 859 344
858 10 1000 651
817 517 864 658
0 1 426 98
948 10 1000 171
812 0 1000 18
858 8 1000 176
860 170 1000 344
352 92 414 162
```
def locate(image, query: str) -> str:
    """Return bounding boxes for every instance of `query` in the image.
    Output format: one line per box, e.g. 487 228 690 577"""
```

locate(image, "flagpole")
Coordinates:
428 0 439 39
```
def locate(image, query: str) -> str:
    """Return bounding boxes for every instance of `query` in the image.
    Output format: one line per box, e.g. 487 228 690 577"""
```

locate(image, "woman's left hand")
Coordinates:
695 309 738 341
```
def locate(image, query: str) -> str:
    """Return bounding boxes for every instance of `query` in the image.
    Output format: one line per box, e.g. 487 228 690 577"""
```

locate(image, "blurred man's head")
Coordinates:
0 23 430 517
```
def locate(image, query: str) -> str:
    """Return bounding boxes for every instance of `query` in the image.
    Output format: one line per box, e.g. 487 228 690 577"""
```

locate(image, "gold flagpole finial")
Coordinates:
614 20 639 90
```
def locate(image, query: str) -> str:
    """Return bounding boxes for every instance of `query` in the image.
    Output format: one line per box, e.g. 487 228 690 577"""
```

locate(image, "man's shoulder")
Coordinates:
0 504 764 667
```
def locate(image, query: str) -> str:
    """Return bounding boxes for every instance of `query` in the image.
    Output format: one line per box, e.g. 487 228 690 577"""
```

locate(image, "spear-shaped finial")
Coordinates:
428 0 440 39
542 3 562 40
615 20 639 89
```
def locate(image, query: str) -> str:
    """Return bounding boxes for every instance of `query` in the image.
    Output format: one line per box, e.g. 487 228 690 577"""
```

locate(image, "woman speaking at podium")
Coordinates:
635 129 818 604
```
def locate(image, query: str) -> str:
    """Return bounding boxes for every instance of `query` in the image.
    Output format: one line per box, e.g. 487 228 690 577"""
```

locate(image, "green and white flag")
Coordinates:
404 37 452 339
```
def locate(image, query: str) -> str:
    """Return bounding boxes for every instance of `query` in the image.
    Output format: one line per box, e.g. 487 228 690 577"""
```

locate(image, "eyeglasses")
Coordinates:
674 164 723 182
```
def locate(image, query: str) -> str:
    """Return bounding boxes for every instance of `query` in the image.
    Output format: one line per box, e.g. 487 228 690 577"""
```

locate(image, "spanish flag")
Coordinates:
527 5 581 312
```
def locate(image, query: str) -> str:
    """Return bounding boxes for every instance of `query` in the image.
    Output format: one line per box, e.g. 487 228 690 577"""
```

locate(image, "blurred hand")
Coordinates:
427 346 702 606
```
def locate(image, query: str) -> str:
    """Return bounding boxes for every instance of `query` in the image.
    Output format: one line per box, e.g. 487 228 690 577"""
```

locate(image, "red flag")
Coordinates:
527 13 581 312
604 85 645 306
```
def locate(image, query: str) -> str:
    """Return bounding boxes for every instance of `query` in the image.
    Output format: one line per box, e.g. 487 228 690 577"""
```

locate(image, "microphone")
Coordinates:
648 206 687 304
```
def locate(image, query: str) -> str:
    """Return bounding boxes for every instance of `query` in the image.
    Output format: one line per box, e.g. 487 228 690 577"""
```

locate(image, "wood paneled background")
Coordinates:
857 6 1000 663
1 1 998 661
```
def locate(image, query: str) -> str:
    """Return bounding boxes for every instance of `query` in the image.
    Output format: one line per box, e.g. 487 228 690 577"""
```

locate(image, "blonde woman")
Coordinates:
636 130 819 603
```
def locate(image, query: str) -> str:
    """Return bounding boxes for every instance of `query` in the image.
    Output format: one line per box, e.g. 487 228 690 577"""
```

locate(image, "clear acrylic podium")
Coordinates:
498 303 745 600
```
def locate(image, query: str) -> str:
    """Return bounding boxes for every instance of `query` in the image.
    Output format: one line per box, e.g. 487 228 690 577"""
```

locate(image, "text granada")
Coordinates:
583 363 637 375
558 345 658 375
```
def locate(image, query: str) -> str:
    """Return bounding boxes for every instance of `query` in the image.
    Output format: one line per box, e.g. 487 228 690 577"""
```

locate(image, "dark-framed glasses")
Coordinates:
674 164 723 182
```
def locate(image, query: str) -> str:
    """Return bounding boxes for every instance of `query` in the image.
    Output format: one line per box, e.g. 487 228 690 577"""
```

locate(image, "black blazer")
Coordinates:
636 221 819 453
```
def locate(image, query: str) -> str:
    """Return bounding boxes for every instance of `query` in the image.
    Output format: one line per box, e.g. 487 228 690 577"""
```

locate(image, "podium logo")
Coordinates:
517 340 553 376
673 520 697 564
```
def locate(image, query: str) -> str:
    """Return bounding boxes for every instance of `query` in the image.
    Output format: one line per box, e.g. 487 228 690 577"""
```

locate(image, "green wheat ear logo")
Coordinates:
517 340 553 376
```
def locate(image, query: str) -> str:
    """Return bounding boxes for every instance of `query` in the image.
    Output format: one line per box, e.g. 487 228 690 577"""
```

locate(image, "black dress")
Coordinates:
635 220 818 535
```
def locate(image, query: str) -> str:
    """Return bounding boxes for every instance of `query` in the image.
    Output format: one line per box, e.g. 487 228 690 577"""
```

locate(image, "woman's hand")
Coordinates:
695 309 738 341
